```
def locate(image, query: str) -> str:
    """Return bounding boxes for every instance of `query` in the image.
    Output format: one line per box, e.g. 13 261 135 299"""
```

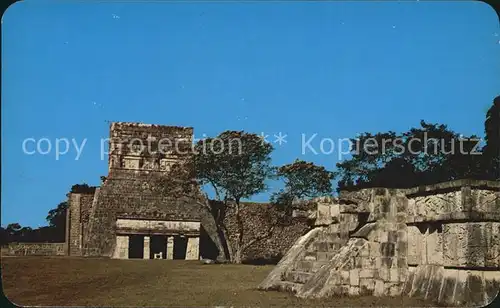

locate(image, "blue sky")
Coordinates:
2 1 499 227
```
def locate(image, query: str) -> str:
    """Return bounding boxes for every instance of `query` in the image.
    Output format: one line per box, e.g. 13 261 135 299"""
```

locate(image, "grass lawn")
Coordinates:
2 256 435 307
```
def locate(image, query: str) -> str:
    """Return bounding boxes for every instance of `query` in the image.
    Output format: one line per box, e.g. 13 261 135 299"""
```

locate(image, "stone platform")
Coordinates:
259 180 500 307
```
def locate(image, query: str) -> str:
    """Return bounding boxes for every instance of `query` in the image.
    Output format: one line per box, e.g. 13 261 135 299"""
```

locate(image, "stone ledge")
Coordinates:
407 211 500 224
405 179 500 197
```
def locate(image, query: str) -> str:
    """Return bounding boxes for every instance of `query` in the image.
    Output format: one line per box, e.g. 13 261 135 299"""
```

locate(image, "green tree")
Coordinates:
336 120 483 191
46 201 68 242
271 159 335 214
482 95 500 180
194 131 275 263
46 201 68 228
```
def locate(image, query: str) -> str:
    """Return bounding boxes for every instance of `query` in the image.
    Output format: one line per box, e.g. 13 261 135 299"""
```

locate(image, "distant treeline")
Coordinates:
1 184 96 245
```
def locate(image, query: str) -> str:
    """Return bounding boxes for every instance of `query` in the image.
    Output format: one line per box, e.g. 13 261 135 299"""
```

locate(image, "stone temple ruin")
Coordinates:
66 122 224 260
259 180 500 306
46 121 500 306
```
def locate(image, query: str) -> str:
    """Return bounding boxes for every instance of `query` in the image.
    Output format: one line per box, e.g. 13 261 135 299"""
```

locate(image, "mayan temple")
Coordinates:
66 122 223 260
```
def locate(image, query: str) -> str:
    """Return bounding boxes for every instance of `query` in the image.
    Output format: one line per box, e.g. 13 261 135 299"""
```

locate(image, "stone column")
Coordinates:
166 236 174 260
186 237 200 260
112 235 129 259
69 193 82 256
65 205 70 256
143 236 150 259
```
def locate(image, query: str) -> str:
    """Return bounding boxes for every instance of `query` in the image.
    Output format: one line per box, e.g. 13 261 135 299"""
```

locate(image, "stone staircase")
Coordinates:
275 227 349 293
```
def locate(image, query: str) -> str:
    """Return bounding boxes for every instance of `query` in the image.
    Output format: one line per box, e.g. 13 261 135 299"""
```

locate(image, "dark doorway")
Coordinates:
173 235 188 259
199 225 219 260
150 235 167 259
128 234 144 259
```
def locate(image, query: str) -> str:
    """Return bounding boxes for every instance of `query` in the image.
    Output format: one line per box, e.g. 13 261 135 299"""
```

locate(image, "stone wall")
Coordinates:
224 202 310 262
68 190 96 256
2 243 67 256
259 179 500 307
107 122 193 173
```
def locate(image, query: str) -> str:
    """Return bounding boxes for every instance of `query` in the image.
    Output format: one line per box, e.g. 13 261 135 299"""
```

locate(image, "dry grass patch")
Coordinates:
2 256 435 307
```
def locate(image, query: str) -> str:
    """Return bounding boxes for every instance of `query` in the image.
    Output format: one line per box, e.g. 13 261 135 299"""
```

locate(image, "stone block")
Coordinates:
314 242 328 252
395 196 408 213
369 242 381 257
360 256 377 269
407 226 422 260
484 271 500 304
166 236 174 259
452 269 469 305
407 198 416 219
399 267 409 282
443 224 467 266
386 282 402 296
379 231 388 243
317 252 329 261
186 236 199 260
396 213 406 223
329 223 339 233
396 241 408 257
397 257 407 268
359 278 375 295
315 203 333 226
382 257 394 268
466 246 486 267
112 235 129 259
438 269 458 304
381 242 395 257
407 254 420 266
359 269 376 279
330 203 340 219
349 286 360 296
389 268 399 282
379 266 390 281
360 246 370 257
373 279 385 296
297 260 313 272
397 230 407 242
425 267 444 302
326 272 341 285
285 270 313 284
465 271 486 305
349 269 360 286
388 231 397 243
420 235 428 265
468 223 487 246
341 270 350 284
143 236 150 259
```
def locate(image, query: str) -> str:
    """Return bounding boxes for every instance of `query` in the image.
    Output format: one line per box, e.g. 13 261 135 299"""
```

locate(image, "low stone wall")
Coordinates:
2 242 67 256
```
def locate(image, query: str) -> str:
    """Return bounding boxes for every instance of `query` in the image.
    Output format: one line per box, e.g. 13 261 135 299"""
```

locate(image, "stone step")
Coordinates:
312 241 344 252
283 270 313 284
276 281 303 294
294 260 330 273
304 251 317 261
316 251 338 261
312 260 330 272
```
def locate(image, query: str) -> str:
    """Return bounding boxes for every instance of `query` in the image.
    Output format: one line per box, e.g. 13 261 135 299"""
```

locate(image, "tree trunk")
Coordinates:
218 224 233 261
233 247 242 264
233 200 244 264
